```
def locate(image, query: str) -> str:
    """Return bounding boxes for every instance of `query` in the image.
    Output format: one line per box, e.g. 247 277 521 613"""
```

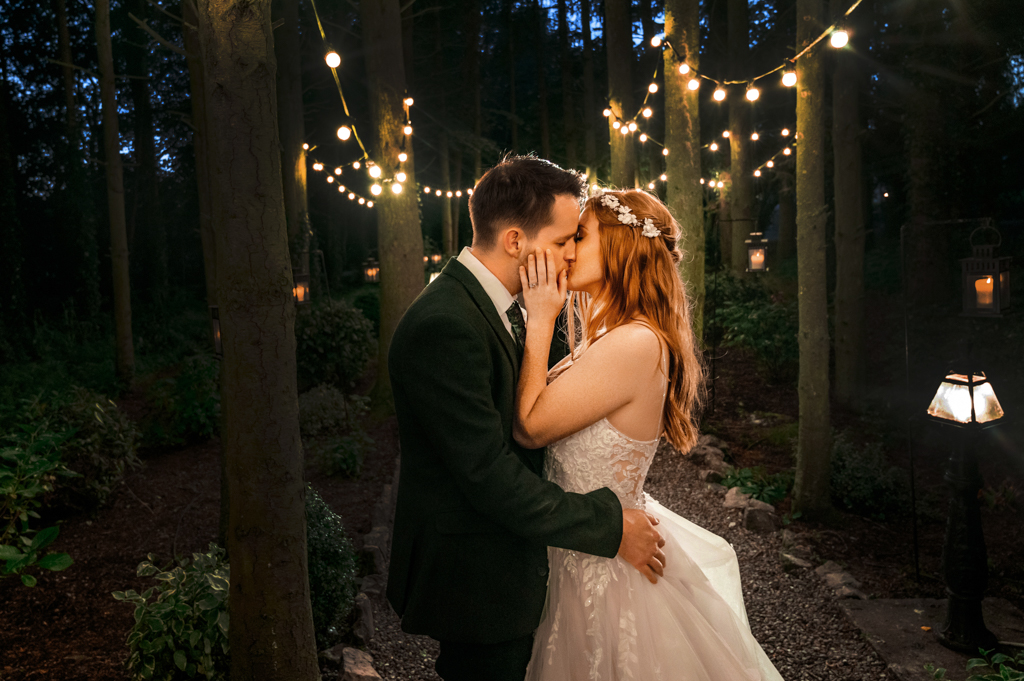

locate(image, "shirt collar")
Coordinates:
457 247 523 332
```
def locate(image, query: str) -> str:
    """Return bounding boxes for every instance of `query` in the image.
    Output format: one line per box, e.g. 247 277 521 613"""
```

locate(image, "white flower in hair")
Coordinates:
600 194 620 209
641 218 660 238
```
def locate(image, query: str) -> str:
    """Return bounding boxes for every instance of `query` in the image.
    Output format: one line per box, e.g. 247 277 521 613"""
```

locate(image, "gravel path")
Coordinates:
364 442 897 681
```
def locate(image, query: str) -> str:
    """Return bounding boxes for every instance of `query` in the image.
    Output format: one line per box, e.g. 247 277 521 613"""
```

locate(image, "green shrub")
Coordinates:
306 485 359 650
299 385 373 477
143 354 220 446
721 466 793 506
351 288 380 334
20 387 142 512
926 647 1024 680
295 299 375 390
113 544 230 681
830 431 908 520
315 433 373 478
1 425 77 586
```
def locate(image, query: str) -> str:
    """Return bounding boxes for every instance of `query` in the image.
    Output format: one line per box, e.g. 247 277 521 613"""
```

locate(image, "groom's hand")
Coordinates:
618 509 667 584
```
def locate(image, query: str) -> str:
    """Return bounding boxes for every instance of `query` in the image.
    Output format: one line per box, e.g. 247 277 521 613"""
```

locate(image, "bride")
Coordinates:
514 189 783 681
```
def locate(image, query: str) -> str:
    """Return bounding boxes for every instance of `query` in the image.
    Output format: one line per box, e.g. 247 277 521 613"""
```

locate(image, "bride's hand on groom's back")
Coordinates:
619 509 667 584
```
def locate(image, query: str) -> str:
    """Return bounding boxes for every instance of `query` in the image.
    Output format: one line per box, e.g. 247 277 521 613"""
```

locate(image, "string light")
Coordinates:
404 97 414 106
359 197 366 204
334 167 342 175
398 152 408 163
722 131 730 138
767 160 774 168
782 66 797 87
456 190 463 197
313 162 324 171
679 63 690 75
403 125 413 135
603 108 612 117
325 51 341 68
713 87 726 102
751 132 759 141
783 147 792 155
369 165 382 178
662 148 670 156
337 184 345 192
327 176 334 183
302 143 309 150
745 85 760 101
396 172 407 182
446 191 453 198
348 192 355 200
467 188 473 195
700 178 705 184
754 169 761 177
650 36 662 48
830 29 849 48
648 83 658 94
353 161 361 170
648 182 656 189
337 125 352 141
710 142 719 151
642 107 653 118
620 126 629 135
435 190 442 196
367 200 374 207
371 184 382 196
628 121 638 132
392 183 403 194
781 128 790 136
612 120 621 129
883 192 889 198
639 133 648 142
687 78 700 91
659 173 667 181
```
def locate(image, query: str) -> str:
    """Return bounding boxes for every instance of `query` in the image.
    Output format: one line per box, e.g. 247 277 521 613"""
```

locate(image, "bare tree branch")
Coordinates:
128 12 186 56
46 58 98 79
145 0 194 28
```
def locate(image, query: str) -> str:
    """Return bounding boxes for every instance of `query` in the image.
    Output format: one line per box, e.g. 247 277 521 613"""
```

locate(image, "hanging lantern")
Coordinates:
363 258 380 283
209 305 222 357
745 232 768 272
292 269 311 305
927 370 1004 428
961 224 1011 317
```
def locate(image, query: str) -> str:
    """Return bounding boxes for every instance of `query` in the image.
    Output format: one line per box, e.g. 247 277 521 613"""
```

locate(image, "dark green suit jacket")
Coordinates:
386 257 623 644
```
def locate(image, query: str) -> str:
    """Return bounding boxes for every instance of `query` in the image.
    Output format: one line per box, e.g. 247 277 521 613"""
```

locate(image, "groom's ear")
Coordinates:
501 227 523 259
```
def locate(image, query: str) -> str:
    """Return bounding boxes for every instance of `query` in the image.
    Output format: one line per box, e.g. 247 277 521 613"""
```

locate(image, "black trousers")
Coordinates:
435 633 535 681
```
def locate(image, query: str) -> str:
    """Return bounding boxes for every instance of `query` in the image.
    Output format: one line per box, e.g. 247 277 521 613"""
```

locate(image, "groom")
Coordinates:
386 155 666 681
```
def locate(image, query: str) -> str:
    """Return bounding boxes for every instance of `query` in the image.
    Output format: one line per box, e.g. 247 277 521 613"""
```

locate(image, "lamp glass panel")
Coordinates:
927 375 1004 424
970 274 995 309
747 247 766 271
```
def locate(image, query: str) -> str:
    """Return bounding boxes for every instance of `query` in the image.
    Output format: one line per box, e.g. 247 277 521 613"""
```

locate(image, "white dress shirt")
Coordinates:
457 247 526 341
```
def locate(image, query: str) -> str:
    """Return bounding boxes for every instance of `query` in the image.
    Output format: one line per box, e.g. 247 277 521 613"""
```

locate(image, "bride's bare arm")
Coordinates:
513 249 662 449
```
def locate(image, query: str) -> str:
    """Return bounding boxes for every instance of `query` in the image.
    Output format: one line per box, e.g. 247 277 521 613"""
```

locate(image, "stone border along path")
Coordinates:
351 436 899 681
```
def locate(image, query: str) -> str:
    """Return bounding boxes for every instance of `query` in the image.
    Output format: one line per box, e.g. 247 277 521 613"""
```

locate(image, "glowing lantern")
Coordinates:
745 232 768 272
960 224 1011 317
292 270 311 305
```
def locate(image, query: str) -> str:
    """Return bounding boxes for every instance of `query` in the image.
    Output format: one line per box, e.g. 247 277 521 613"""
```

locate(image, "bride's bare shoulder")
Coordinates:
589 321 662 366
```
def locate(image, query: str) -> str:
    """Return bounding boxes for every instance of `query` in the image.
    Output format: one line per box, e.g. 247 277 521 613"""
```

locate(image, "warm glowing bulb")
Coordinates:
404 97 414 106
446 191 453 198
612 120 621 129
398 152 408 163
327 176 334 183
628 121 637 132
687 78 700 91
648 182 655 189
745 86 760 101
359 197 366 204
348 192 355 200
334 167 342 175
713 87 726 101
603 108 612 117
369 165 382 178
396 172 407 182
710 142 719 151
456 190 462 197
782 70 797 87
367 201 373 207
659 174 667 181
830 29 849 48
679 63 690 75
392 183 403 194
751 132 759 141
717 181 724 188
325 51 341 68
338 185 346 192
337 125 351 141
884 192 889 198
313 162 323 171
620 126 629 135
403 125 413 135
767 160 774 168
467 188 473 195
371 184 382 195
649 83 658 93
639 133 648 142
424 186 431 193
754 169 761 177
435 190 442 196
651 36 662 48
781 128 790 136
642 107 653 118
662 148 669 156
353 161 361 169
302 143 309 150
783 147 792 155
722 130 730 138
700 178 705 184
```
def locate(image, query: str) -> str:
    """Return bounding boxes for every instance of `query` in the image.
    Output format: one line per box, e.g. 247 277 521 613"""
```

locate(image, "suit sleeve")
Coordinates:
390 311 623 558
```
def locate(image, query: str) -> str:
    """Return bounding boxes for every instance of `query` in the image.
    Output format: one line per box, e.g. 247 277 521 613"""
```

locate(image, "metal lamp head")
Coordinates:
926 371 1004 428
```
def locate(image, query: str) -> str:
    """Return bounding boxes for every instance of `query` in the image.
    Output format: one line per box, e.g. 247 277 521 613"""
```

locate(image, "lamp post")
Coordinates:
925 368 1005 653
960 223 1011 317
745 232 768 273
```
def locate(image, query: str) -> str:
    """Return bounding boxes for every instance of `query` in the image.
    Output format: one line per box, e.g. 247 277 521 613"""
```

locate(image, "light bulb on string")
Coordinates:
884 192 889 198
467 188 473 195
404 97 415 106
751 132 759 141
313 162 323 171
745 85 760 101
302 143 309 150
687 78 700 91
325 51 341 68
369 165 382 178
348 192 355 200
367 201 374 207
639 133 648 142
660 174 667 181
710 142 719 151
642 107 653 118
648 182 655 189
627 121 637 132
353 161 361 169
783 147 792 156
456 190 463 197
446 191 453 198
359 197 366 204
650 36 662 48
662 148 669 156
603 108 612 117
782 67 797 87
424 186 431 193
337 125 351 141
700 178 705 184
722 130 730 138
713 86 726 102
371 184 382 196
338 185 346 192
767 160 774 168
396 172 407 182
830 28 849 48
679 63 690 75
403 125 413 135
334 167 342 175
754 169 761 177
648 83 658 94
398 152 408 163
327 176 334 183
435 190 442 196
612 120 621 129
620 126 629 135
392 183 403 194
781 128 790 136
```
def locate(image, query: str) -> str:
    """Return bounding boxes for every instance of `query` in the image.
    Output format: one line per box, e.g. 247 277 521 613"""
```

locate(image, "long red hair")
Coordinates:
565 189 705 452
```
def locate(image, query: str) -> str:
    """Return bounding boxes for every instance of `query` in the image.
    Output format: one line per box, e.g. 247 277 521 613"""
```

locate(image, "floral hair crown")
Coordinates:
598 193 661 238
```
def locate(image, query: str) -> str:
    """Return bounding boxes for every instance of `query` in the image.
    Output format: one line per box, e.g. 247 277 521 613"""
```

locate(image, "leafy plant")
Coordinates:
144 354 221 446
113 544 230 681
925 647 1024 680
721 466 793 506
306 485 359 650
298 385 370 439
315 432 373 478
295 299 375 391
830 431 908 520
351 288 381 335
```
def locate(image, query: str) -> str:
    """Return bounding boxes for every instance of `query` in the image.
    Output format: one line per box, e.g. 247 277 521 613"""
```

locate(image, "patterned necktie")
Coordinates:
505 302 526 355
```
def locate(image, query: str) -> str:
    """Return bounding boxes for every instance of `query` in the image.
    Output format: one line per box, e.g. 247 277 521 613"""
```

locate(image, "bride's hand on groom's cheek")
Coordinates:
519 248 568 325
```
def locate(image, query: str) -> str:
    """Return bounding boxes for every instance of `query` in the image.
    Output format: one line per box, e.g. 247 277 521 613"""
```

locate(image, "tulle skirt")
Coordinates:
525 494 784 681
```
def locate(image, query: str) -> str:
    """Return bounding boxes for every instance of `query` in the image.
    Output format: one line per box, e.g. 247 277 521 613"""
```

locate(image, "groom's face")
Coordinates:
518 194 580 284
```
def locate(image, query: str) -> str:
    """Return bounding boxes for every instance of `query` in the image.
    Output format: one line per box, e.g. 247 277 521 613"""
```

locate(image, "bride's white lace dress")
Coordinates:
525 360 784 681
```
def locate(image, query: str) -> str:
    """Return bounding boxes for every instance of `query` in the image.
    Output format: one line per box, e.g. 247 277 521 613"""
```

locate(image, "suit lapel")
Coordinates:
441 258 521 384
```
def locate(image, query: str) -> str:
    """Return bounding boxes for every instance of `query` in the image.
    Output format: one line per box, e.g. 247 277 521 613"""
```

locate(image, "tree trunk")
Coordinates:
440 132 454 255
718 173 732 268
580 0 597 178
126 0 166 299
663 0 703 338
777 171 796 261
535 0 551 160
831 0 865 409
506 0 518 153
96 0 135 387
462 0 482 180
793 0 832 519
727 0 752 275
557 0 576 169
360 0 425 410
54 0 78 131
0 63 24 344
274 0 310 273
604 0 635 187
195 1 319 677
451 151 463 248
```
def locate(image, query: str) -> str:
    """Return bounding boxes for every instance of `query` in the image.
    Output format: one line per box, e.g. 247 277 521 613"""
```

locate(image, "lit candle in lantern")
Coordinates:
975 276 994 308
750 249 765 270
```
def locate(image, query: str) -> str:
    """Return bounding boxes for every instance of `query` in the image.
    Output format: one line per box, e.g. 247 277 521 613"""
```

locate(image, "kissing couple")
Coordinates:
386 155 784 680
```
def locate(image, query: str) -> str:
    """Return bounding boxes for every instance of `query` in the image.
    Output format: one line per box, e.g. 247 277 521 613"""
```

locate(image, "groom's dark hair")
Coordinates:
468 154 587 250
